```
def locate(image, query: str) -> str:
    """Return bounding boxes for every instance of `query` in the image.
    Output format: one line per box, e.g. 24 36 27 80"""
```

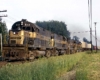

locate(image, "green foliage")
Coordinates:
36 20 70 38
0 53 84 80
76 70 88 80
75 51 100 80
0 50 1 56
83 37 90 43
0 50 2 59
0 21 8 44
73 36 80 43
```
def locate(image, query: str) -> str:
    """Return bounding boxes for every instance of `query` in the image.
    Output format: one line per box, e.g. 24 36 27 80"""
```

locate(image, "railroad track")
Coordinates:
0 61 7 68
0 60 27 68
0 57 50 68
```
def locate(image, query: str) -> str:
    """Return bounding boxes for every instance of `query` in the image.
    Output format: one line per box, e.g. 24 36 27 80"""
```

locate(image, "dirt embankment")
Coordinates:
0 61 7 68
0 61 26 68
58 70 76 80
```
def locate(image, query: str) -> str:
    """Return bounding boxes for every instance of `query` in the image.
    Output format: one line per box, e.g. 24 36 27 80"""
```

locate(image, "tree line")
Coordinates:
0 21 8 44
0 20 8 55
36 20 70 38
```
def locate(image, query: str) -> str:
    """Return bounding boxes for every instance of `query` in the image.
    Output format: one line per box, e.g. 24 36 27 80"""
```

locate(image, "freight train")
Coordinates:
2 19 91 61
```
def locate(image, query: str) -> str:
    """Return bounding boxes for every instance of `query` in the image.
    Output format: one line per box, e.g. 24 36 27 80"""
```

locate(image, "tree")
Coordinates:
0 20 8 44
73 36 80 43
83 37 90 43
36 20 70 38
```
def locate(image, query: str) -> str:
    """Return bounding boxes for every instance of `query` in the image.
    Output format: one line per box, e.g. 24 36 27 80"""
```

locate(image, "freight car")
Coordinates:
97 46 100 50
81 41 91 51
2 19 70 61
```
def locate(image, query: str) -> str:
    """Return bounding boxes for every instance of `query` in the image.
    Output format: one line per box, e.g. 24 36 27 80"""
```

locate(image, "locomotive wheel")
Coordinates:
54 50 59 56
28 51 35 61
45 50 51 58
65 50 68 54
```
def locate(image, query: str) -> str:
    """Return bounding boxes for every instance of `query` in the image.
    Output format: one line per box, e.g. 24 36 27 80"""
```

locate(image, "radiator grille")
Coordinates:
11 40 16 44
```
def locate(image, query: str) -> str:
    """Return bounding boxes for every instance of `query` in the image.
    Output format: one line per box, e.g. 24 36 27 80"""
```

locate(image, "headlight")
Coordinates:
13 32 18 34
13 32 16 34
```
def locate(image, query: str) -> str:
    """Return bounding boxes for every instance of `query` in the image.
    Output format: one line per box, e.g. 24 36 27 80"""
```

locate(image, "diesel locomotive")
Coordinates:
3 19 75 61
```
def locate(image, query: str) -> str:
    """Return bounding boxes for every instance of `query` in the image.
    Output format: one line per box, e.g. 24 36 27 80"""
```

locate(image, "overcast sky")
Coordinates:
0 0 100 46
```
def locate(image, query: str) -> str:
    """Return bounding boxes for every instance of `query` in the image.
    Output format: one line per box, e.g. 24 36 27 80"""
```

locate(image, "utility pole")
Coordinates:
0 10 7 55
90 0 92 53
0 15 7 17
0 34 2 54
0 10 7 12
94 22 97 53
0 10 7 17
88 0 92 52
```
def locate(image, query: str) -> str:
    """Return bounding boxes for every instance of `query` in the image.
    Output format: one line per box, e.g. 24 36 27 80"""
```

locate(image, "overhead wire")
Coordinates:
8 15 17 21
2 18 14 24
92 34 100 42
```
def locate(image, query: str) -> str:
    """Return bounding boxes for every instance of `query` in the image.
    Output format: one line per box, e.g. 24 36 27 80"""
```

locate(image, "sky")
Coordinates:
0 0 100 46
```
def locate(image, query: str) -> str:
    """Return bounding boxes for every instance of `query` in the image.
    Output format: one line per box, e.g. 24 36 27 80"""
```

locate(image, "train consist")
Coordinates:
2 19 91 61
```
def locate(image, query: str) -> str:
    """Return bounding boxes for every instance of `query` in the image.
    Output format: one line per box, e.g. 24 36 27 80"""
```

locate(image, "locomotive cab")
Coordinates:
9 30 24 45
9 19 40 45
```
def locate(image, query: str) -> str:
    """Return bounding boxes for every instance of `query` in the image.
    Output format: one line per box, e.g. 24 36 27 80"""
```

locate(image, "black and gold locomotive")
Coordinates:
3 19 72 61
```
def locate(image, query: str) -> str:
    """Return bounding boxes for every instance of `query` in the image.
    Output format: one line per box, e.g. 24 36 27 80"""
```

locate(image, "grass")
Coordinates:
76 70 88 80
76 50 100 80
57 50 100 80
0 52 84 80
1 51 100 80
